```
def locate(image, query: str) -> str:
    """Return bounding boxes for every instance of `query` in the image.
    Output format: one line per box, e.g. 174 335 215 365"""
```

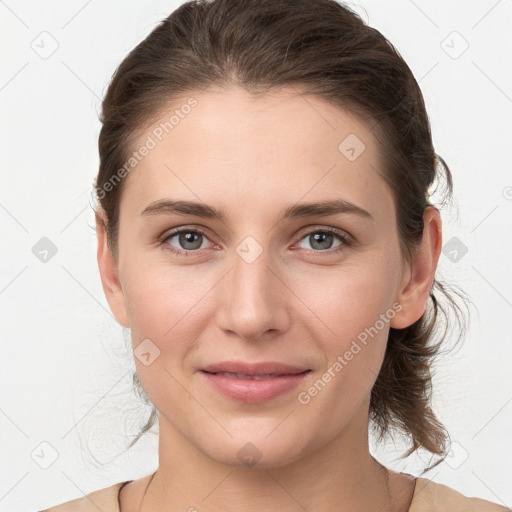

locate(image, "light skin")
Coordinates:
96 85 442 512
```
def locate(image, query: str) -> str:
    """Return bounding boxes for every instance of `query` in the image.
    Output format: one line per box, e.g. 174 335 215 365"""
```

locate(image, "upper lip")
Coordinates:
201 361 310 376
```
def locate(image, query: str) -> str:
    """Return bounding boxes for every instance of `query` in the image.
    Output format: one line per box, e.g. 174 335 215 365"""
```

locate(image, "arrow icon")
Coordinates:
442 236 468 263
135 338 161 365
32 237 58 263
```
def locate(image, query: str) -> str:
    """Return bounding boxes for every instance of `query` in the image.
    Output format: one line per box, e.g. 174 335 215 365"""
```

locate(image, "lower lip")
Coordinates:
200 370 310 403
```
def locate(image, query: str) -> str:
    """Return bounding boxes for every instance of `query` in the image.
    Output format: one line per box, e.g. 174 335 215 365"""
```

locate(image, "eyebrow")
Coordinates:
141 198 373 221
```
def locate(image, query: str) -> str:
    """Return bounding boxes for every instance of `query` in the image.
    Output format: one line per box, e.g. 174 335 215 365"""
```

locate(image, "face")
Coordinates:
97 85 435 469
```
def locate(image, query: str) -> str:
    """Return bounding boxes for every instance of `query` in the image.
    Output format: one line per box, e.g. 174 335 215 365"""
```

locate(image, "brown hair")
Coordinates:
95 0 468 472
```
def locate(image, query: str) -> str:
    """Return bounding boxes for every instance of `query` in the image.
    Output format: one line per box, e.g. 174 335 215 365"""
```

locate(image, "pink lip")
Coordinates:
199 361 311 403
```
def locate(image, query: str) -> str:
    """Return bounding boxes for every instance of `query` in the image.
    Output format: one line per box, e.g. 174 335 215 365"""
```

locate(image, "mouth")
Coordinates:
201 360 310 376
200 369 311 403
202 370 309 380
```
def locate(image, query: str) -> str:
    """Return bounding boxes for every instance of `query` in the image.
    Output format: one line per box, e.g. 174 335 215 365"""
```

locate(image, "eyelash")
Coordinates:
158 226 352 258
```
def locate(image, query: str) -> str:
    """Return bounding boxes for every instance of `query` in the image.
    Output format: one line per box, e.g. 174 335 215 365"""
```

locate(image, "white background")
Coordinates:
1 1 511 510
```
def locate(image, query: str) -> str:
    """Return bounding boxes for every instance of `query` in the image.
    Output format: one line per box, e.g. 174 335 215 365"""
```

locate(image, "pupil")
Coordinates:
312 233 332 250
180 232 201 249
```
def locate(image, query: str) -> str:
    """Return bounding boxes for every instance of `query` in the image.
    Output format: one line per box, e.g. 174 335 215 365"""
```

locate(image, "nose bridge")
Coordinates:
218 234 288 340
234 238 273 298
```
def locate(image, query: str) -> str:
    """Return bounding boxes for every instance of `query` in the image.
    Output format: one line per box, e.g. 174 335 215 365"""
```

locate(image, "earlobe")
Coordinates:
95 210 130 328
390 206 442 330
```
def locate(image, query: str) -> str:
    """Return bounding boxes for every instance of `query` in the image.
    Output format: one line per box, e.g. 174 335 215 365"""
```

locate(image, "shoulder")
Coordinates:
410 476 511 512
39 481 127 512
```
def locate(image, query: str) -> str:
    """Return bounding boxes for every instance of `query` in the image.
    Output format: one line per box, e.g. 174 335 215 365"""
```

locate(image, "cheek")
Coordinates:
293 277 392 424
121 259 217 406
120 256 224 393
292 263 396 396
121 253 211 335
292 261 397 343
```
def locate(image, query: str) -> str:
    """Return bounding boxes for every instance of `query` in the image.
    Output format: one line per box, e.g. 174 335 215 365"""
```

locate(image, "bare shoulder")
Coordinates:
39 481 126 512
410 476 511 512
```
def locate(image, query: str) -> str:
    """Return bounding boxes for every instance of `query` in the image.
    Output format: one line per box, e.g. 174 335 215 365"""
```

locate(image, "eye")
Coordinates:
159 225 352 258
295 227 351 254
160 227 214 256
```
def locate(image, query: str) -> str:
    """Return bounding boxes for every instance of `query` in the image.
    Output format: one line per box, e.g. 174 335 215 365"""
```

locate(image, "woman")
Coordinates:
42 0 510 510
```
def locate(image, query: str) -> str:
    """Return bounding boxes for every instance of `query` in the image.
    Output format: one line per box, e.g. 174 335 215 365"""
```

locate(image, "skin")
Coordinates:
96 85 442 512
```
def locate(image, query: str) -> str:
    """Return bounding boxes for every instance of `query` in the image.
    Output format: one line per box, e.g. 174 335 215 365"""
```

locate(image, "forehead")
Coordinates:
121 85 394 223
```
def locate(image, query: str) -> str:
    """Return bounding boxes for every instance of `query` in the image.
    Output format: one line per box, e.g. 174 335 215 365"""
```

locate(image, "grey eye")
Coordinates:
297 231 343 251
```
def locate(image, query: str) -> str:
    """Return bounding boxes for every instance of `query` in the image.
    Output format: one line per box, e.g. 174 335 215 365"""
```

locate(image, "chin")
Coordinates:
197 432 309 470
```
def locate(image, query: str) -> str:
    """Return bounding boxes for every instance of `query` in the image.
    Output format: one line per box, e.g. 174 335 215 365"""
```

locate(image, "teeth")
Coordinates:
214 372 282 380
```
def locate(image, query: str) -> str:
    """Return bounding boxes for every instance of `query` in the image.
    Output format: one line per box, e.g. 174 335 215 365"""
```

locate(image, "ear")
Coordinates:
390 206 442 329
95 209 130 328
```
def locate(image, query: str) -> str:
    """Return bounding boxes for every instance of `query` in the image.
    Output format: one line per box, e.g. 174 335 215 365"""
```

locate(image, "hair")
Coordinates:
94 0 469 473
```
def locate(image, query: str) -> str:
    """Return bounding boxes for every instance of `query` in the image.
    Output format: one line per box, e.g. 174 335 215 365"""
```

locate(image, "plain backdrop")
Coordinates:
1 1 511 510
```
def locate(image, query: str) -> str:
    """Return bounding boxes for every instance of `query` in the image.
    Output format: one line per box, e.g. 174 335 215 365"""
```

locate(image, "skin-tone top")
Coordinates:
38 470 511 512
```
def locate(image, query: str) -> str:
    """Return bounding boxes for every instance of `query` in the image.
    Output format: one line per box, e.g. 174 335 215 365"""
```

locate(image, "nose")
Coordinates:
216 245 291 341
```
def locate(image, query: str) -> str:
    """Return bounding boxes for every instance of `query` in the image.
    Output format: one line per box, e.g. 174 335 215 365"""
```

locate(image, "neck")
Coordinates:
140 399 409 512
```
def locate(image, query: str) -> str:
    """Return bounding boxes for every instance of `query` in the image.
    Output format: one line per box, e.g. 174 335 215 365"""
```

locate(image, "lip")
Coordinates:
200 361 311 403
201 361 309 376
